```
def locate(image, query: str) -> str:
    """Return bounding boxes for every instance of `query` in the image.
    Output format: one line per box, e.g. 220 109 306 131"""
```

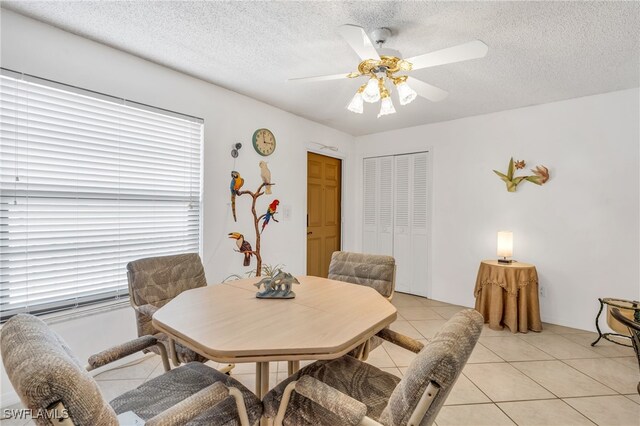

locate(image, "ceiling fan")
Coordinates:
289 25 488 118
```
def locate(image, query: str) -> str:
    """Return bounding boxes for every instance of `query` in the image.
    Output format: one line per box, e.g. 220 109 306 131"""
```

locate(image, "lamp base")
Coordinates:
498 258 513 264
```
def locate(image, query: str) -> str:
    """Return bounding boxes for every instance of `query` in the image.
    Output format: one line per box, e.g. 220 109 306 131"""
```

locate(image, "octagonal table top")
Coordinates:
152 275 397 363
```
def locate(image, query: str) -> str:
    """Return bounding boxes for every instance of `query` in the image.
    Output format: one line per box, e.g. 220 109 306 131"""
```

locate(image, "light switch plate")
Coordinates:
282 205 291 221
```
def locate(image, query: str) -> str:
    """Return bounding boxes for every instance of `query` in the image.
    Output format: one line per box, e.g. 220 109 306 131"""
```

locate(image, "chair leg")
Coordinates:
407 381 440 425
218 363 235 375
274 381 297 426
168 338 180 367
228 387 251 426
156 342 171 372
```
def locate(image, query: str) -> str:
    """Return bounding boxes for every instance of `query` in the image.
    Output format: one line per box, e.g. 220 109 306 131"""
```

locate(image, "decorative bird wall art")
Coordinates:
228 232 253 266
493 157 550 192
227 162 279 275
259 161 272 194
230 171 244 222
261 199 280 234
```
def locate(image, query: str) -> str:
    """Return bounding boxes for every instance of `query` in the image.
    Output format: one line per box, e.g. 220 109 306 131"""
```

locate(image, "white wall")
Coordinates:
353 88 640 332
2 6 639 408
0 10 357 406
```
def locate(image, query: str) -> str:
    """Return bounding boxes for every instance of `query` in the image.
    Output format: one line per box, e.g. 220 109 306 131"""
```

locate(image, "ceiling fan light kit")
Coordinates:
289 24 489 119
395 76 418 106
347 88 365 114
362 78 381 103
378 94 396 118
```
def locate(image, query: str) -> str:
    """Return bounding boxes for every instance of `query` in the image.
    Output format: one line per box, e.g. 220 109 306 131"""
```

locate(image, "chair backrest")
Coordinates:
379 309 483 426
127 253 207 337
127 253 207 308
327 251 396 299
1 314 118 425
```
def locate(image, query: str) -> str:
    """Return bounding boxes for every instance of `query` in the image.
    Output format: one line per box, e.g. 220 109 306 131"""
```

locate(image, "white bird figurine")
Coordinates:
259 161 272 194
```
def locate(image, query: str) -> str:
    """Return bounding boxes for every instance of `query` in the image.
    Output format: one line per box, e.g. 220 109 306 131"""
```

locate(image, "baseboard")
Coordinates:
539 314 597 333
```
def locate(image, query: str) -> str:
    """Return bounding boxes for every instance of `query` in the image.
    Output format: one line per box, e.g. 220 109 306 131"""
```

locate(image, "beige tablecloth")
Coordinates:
474 260 542 333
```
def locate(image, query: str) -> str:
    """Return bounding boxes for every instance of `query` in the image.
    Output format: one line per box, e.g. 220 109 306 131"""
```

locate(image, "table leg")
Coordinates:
257 361 270 399
287 360 300 376
255 363 262 397
256 363 269 426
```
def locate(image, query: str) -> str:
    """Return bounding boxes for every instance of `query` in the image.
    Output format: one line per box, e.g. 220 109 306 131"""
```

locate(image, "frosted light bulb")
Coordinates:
362 78 381 103
347 92 364 114
377 96 396 118
396 82 417 106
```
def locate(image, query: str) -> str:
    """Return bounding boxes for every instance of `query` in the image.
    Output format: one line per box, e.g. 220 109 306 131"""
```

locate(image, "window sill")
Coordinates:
0 298 133 330
42 298 132 325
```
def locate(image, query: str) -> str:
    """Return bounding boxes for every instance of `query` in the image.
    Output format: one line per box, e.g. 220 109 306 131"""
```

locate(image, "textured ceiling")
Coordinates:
3 1 639 136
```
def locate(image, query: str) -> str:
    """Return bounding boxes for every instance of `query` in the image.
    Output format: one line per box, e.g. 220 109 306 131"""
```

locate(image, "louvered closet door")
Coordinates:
392 152 430 296
376 156 394 255
410 152 430 296
362 157 394 256
393 155 412 293
362 158 377 253
364 153 429 295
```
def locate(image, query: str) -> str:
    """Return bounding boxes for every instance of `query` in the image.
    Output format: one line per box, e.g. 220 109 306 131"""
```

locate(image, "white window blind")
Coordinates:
0 71 203 321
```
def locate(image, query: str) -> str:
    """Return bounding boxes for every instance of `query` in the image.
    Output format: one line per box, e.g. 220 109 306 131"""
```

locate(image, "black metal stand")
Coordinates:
591 298 634 348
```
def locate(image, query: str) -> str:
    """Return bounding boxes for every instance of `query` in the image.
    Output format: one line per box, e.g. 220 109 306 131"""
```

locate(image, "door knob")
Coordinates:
307 231 313 235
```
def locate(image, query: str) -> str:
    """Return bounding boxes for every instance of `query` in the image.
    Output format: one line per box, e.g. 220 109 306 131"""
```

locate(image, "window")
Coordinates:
0 70 203 321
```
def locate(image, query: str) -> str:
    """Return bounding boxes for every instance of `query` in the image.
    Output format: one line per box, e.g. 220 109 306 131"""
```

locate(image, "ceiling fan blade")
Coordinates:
287 72 353 83
338 24 380 61
405 40 488 70
407 77 448 102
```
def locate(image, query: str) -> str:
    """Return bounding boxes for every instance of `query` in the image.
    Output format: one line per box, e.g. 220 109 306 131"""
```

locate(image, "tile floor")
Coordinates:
2 292 638 425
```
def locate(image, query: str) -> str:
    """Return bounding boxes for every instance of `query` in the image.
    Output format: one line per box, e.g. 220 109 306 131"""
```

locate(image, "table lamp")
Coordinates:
497 231 513 264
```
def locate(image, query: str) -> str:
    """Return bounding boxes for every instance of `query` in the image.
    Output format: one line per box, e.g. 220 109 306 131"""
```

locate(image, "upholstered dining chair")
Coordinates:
1 314 262 426
611 307 640 395
263 309 483 426
328 251 396 301
328 251 397 360
127 253 215 368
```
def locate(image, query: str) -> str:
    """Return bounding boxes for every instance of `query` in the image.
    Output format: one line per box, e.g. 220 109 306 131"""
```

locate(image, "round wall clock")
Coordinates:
252 128 276 156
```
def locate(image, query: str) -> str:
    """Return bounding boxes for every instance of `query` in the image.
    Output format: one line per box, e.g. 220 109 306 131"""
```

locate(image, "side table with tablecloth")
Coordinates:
474 260 542 333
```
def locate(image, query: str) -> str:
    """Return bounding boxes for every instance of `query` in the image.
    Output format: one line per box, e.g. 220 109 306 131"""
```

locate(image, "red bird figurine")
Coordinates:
261 199 280 234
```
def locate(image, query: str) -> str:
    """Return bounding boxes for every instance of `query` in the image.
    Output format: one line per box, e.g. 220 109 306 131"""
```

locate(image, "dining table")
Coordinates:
152 275 398 398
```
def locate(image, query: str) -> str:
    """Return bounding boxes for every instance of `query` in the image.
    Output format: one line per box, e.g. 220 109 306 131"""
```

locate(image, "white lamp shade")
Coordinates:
377 96 396 118
362 78 381 103
497 231 513 258
396 82 417 105
347 92 364 114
